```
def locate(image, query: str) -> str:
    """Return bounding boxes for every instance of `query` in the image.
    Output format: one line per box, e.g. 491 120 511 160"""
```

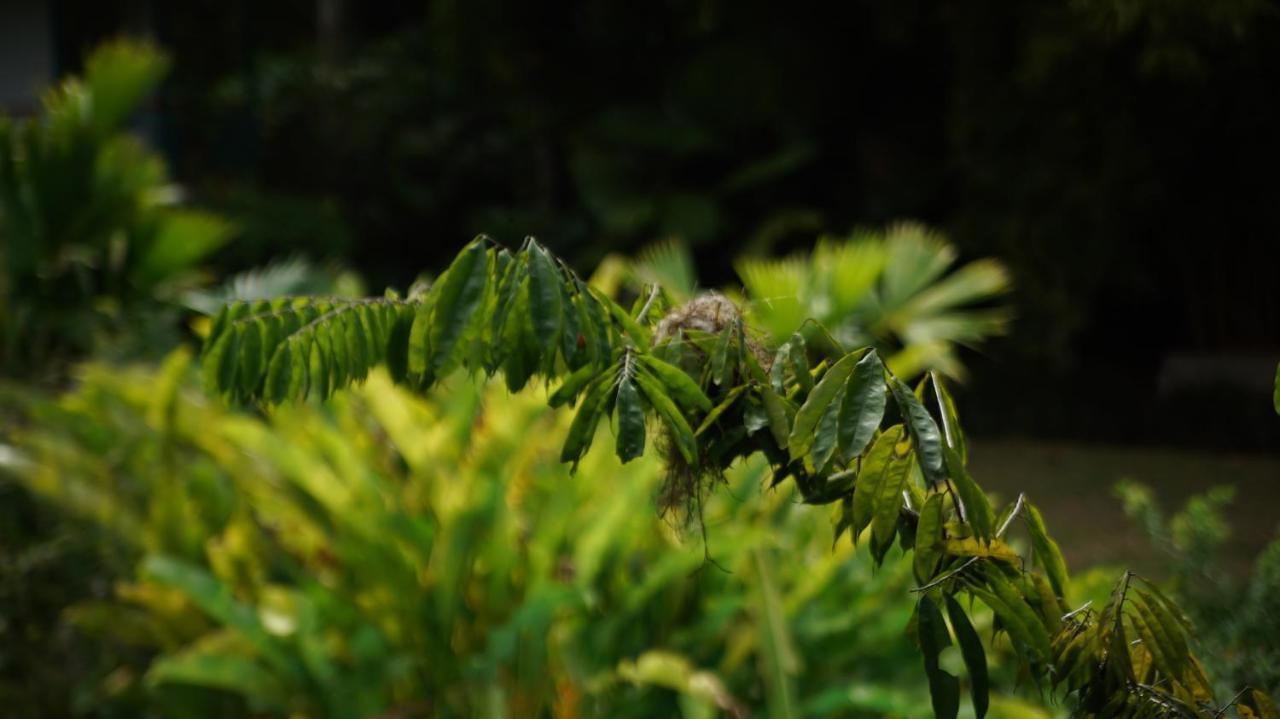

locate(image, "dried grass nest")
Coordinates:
649 293 772 530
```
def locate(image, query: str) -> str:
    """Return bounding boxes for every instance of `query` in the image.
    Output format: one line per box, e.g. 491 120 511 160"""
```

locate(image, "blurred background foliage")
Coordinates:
2 356 1067 718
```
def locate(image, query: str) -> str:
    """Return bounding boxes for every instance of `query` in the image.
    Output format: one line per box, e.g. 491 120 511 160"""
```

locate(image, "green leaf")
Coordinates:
595 287 651 346
944 446 993 542
385 303 416 384
527 242 564 364
789 352 859 461
811 388 843 471
265 342 293 403
914 493 946 584
872 443 913 548
637 354 712 414
426 240 492 380
890 376 947 486
932 371 967 464
973 566 1052 660
560 373 614 468
550 363 605 408
851 426 903 541
202 329 237 397
634 371 697 463
1023 500 1068 599
945 595 989 719
837 350 887 463
918 596 960 719
235 319 263 396
615 373 646 463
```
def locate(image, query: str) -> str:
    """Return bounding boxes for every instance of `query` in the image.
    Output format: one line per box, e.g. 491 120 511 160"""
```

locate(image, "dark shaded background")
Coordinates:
48 0 1280 449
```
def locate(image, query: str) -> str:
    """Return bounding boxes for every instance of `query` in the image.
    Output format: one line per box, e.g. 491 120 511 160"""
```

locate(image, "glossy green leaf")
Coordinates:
788 352 859 461
890 376 946 486
615 373 646 463
918 596 960 719
945 595 989 719
837 350 887 463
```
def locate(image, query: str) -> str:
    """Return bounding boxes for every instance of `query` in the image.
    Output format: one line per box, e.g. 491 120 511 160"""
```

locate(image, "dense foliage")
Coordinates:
200 238 1276 718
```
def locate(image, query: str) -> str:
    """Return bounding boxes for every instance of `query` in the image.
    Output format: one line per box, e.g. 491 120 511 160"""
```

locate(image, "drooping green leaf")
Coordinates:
615 373 646 463
550 363 606 408
914 492 946 584
810 387 843 471
265 342 293 404
560 373 614 468
974 567 1052 660
872 441 913 548
595 287 651 346
932 371 967 465
1023 500 1069 599
837 350 887 463
945 595 989 719
634 371 697 463
202 329 238 398
890 376 946 486
527 242 565 363
426 240 492 380
918 596 960 719
851 426 902 541
385 303 416 384
637 354 712 414
789 352 859 461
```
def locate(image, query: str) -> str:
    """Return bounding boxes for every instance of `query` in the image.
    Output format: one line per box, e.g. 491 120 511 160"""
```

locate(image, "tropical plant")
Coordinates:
0 40 233 379
621 223 1012 379
197 237 1274 717
3 352 1061 718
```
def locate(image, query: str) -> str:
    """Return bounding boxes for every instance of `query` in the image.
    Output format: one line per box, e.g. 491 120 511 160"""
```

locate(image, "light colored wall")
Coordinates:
0 0 55 114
